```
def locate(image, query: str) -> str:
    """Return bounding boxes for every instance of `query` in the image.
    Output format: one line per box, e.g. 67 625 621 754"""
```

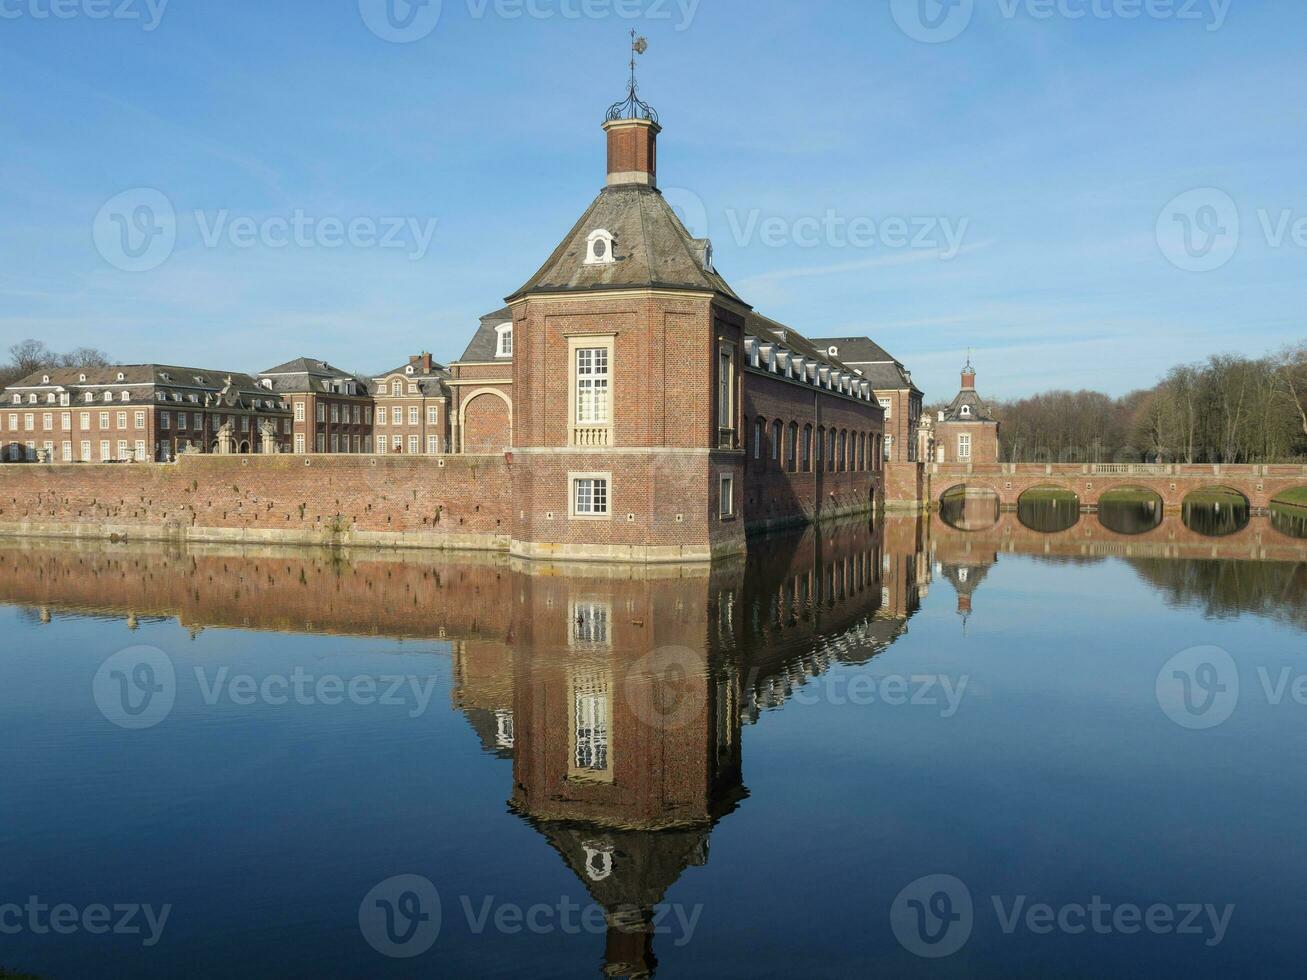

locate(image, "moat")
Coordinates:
1 513 1305 978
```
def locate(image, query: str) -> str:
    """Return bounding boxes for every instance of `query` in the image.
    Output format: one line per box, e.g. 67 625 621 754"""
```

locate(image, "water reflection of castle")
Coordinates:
0 519 923 977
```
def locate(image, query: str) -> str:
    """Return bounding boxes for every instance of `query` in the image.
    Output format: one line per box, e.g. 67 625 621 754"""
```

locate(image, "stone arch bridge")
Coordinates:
932 462 1307 511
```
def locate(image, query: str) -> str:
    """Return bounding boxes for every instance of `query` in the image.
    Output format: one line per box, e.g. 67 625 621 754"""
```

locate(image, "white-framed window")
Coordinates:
79 440 91 462
316 433 326 453
958 433 972 460
426 406 438 425
392 407 402 425
99 440 110 461
364 435 372 452
294 433 305 454
408 406 419 425
884 435 894 461
61 441 71 461
294 401 305 422
718 347 733 430
391 380 402 396
377 437 387 455
42 412 53 430
575 347 610 425
330 404 339 424
135 411 146 429
330 434 339 453
134 440 146 461
60 413 71 431
116 439 128 459
571 474 610 518
392 435 401 450
352 434 361 453
719 473 734 519
495 322 513 357
176 412 187 429
879 397 892 418
960 405 972 418
584 229 616 265
408 435 419 455
316 403 326 423
352 404 361 424
570 669 611 779
426 435 438 454
116 412 127 429
160 412 170 430
570 600 611 647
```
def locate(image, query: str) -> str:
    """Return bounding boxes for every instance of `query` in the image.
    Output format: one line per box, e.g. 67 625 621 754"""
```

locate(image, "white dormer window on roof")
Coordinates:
405 365 414 375
120 391 130 401
41 375 49 384
961 404 972 418
116 372 125 382
83 393 92 402
585 229 616 266
744 336 759 368
78 373 87 382
828 346 839 357
495 322 513 358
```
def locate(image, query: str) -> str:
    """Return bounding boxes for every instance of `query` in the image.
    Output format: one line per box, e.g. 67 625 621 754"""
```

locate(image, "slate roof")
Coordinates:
458 307 514 363
5 364 287 413
257 358 371 396
808 336 921 394
506 185 744 304
747 314 864 378
371 356 450 397
942 387 996 423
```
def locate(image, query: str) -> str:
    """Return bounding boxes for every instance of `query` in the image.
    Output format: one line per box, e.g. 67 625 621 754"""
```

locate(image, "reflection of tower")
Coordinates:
939 562 991 632
506 567 746 978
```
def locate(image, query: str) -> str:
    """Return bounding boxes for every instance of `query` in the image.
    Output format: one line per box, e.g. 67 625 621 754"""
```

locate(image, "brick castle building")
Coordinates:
934 358 1000 464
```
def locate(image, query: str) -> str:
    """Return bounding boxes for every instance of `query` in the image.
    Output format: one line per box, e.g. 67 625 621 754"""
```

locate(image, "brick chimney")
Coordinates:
961 361 976 390
410 352 433 374
603 117 659 188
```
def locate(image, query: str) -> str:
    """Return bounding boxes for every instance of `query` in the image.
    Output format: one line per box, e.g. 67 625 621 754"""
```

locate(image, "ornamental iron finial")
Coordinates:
605 30 659 124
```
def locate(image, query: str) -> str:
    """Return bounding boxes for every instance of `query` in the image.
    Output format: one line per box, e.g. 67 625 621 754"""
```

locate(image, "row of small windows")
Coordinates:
743 337 873 400
4 411 286 434
749 418 884 474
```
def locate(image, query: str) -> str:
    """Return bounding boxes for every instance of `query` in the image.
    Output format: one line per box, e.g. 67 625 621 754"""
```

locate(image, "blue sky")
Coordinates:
1 0 1303 400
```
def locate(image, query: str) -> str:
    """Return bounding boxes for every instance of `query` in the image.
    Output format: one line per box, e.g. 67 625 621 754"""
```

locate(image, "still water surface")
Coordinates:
1 515 1305 978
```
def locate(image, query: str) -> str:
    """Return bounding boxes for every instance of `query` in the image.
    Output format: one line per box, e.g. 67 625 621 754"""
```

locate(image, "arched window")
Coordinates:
816 427 825 472
787 422 798 472
803 425 813 472
838 431 847 472
753 418 763 462
771 420 782 462
391 380 402 396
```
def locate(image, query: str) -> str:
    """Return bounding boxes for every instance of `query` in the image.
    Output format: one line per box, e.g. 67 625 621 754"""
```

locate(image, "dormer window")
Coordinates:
495 323 513 358
391 380 402 396
120 391 130 401
828 346 839 357
585 229 616 265
78 373 87 382
960 405 972 418
116 372 125 382
41 375 49 384
405 365 414 375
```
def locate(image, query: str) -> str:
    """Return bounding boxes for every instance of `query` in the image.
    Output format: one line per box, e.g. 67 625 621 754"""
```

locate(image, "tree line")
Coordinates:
1 339 114 389
935 343 1307 464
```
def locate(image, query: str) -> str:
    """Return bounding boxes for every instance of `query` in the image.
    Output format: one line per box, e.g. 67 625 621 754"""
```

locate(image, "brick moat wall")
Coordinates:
0 454 512 550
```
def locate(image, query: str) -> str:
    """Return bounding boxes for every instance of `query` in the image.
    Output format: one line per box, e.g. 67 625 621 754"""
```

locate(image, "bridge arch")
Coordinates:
1269 486 1307 540
1016 485 1080 533
1181 485 1251 537
938 483 1000 532
1096 485 1164 536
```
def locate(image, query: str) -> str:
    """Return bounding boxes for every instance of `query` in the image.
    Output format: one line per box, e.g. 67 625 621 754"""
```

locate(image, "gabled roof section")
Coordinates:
506 185 744 305
942 388 996 423
458 307 514 363
747 314 860 377
808 336 921 394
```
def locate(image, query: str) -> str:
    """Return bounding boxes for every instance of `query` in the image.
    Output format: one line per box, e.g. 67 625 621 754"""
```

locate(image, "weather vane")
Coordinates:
606 31 658 124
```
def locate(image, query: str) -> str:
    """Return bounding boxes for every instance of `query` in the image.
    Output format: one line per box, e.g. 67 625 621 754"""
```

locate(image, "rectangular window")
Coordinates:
392 407 402 425
61 441 72 461
100 440 110 461
295 402 306 422
718 349 732 429
570 670 611 779
61 413 71 431
720 474 735 519
364 436 372 453
352 434 361 453
117 412 127 429
352 405 361 425
160 412 170 430
177 412 187 429
575 347 610 425
330 404 339 424
24 414 34 431
330 434 339 453
958 433 971 460
408 406 419 426
802 427 812 471
135 411 146 429
116 440 128 459
294 433 305 454
134 440 146 461
80 440 91 462
426 406 438 425
377 437 387 455
392 435 401 450
570 601 611 647
572 476 609 517
7 414 16 430
42 412 53 430
315 433 325 453
879 397 893 418
408 435 419 455
427 435 438 454
316 403 325 423
884 435 894 461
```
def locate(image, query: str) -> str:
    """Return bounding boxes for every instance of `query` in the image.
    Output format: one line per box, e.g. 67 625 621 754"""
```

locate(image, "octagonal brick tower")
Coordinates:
504 98 751 563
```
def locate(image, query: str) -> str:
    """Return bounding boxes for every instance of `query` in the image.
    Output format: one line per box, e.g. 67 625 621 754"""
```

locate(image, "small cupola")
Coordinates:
603 32 660 188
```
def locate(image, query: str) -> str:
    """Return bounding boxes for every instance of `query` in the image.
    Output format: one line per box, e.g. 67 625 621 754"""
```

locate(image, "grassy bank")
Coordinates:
1099 489 1163 505
1272 486 1307 509
1019 488 1079 503
1184 488 1249 506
